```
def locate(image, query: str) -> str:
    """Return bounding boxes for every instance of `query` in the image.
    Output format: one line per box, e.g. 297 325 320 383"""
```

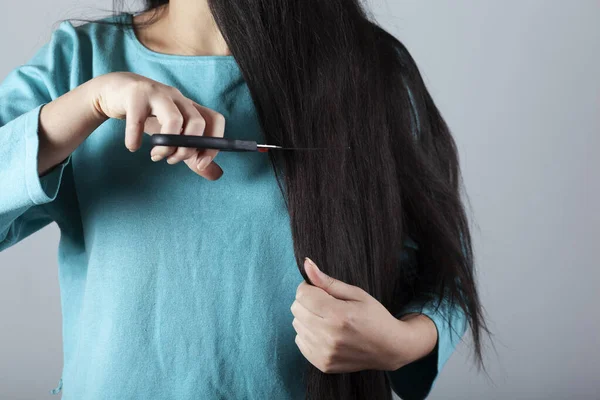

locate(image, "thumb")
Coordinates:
304 257 363 301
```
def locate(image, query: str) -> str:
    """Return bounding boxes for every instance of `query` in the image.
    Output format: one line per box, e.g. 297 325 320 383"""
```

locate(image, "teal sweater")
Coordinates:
0 12 466 399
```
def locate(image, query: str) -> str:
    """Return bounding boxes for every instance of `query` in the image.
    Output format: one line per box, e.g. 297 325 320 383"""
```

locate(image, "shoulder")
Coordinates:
29 13 133 93
49 13 130 57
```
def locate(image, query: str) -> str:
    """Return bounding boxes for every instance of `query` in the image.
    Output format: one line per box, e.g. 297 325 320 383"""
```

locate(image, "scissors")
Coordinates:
149 134 349 153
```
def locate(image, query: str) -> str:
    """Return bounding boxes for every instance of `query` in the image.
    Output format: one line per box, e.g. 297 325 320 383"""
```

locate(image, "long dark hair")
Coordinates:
72 1 489 398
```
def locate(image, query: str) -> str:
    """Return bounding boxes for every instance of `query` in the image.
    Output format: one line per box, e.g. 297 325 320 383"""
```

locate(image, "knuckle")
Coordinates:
295 286 304 301
167 114 185 127
177 147 195 158
124 91 143 110
339 312 353 329
332 337 343 351
189 116 206 130
144 81 160 93
128 79 148 93
324 333 338 350
331 313 351 332
355 287 367 298
128 114 146 125
155 146 174 156
198 117 207 128
320 354 336 373
325 278 337 293
185 148 197 157
214 112 226 128
168 86 183 97
322 364 334 374
331 315 347 331
184 99 198 109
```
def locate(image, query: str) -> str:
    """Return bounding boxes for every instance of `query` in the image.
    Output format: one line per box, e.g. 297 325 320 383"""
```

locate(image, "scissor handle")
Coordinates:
149 134 258 152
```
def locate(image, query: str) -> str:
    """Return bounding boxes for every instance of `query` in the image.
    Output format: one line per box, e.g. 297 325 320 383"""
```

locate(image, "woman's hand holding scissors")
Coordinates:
93 72 226 179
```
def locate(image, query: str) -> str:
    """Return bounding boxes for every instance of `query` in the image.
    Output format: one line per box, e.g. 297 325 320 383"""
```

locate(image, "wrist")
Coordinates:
404 313 438 363
86 75 112 123
37 79 109 175
38 103 72 174
387 313 438 371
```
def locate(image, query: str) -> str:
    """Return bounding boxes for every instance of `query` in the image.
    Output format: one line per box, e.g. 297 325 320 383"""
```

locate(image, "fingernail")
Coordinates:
197 156 211 171
166 156 177 164
151 155 163 162
305 257 327 279
304 257 317 270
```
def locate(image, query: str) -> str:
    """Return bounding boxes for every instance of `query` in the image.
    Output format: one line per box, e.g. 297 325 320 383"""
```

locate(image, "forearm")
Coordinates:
37 77 109 175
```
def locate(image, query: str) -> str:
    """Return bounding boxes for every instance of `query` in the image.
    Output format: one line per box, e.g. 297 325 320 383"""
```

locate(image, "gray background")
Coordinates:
1 1 598 399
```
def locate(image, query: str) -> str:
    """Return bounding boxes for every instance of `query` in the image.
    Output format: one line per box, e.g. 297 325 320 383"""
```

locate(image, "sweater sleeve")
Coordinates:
386 294 467 399
0 21 80 251
385 238 468 399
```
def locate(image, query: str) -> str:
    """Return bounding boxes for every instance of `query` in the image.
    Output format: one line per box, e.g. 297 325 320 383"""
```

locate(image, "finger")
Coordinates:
295 281 337 318
143 116 161 134
192 103 226 161
183 142 224 179
184 104 226 179
295 334 316 365
184 103 226 167
124 92 151 152
166 98 206 165
290 300 324 329
149 95 184 161
292 317 320 348
304 257 365 301
187 155 224 180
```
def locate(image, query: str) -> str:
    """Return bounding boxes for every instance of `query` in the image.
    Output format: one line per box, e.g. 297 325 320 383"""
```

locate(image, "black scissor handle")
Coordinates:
149 134 258 152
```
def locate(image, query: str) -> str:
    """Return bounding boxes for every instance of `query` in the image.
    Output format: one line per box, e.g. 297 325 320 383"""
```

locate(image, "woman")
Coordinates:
0 1 487 399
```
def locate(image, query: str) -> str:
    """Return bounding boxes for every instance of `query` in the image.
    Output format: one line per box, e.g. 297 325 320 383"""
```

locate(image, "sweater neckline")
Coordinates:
122 12 238 64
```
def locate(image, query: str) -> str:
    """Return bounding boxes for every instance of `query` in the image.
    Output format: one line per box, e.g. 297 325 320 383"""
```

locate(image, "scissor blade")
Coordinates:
257 144 350 151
